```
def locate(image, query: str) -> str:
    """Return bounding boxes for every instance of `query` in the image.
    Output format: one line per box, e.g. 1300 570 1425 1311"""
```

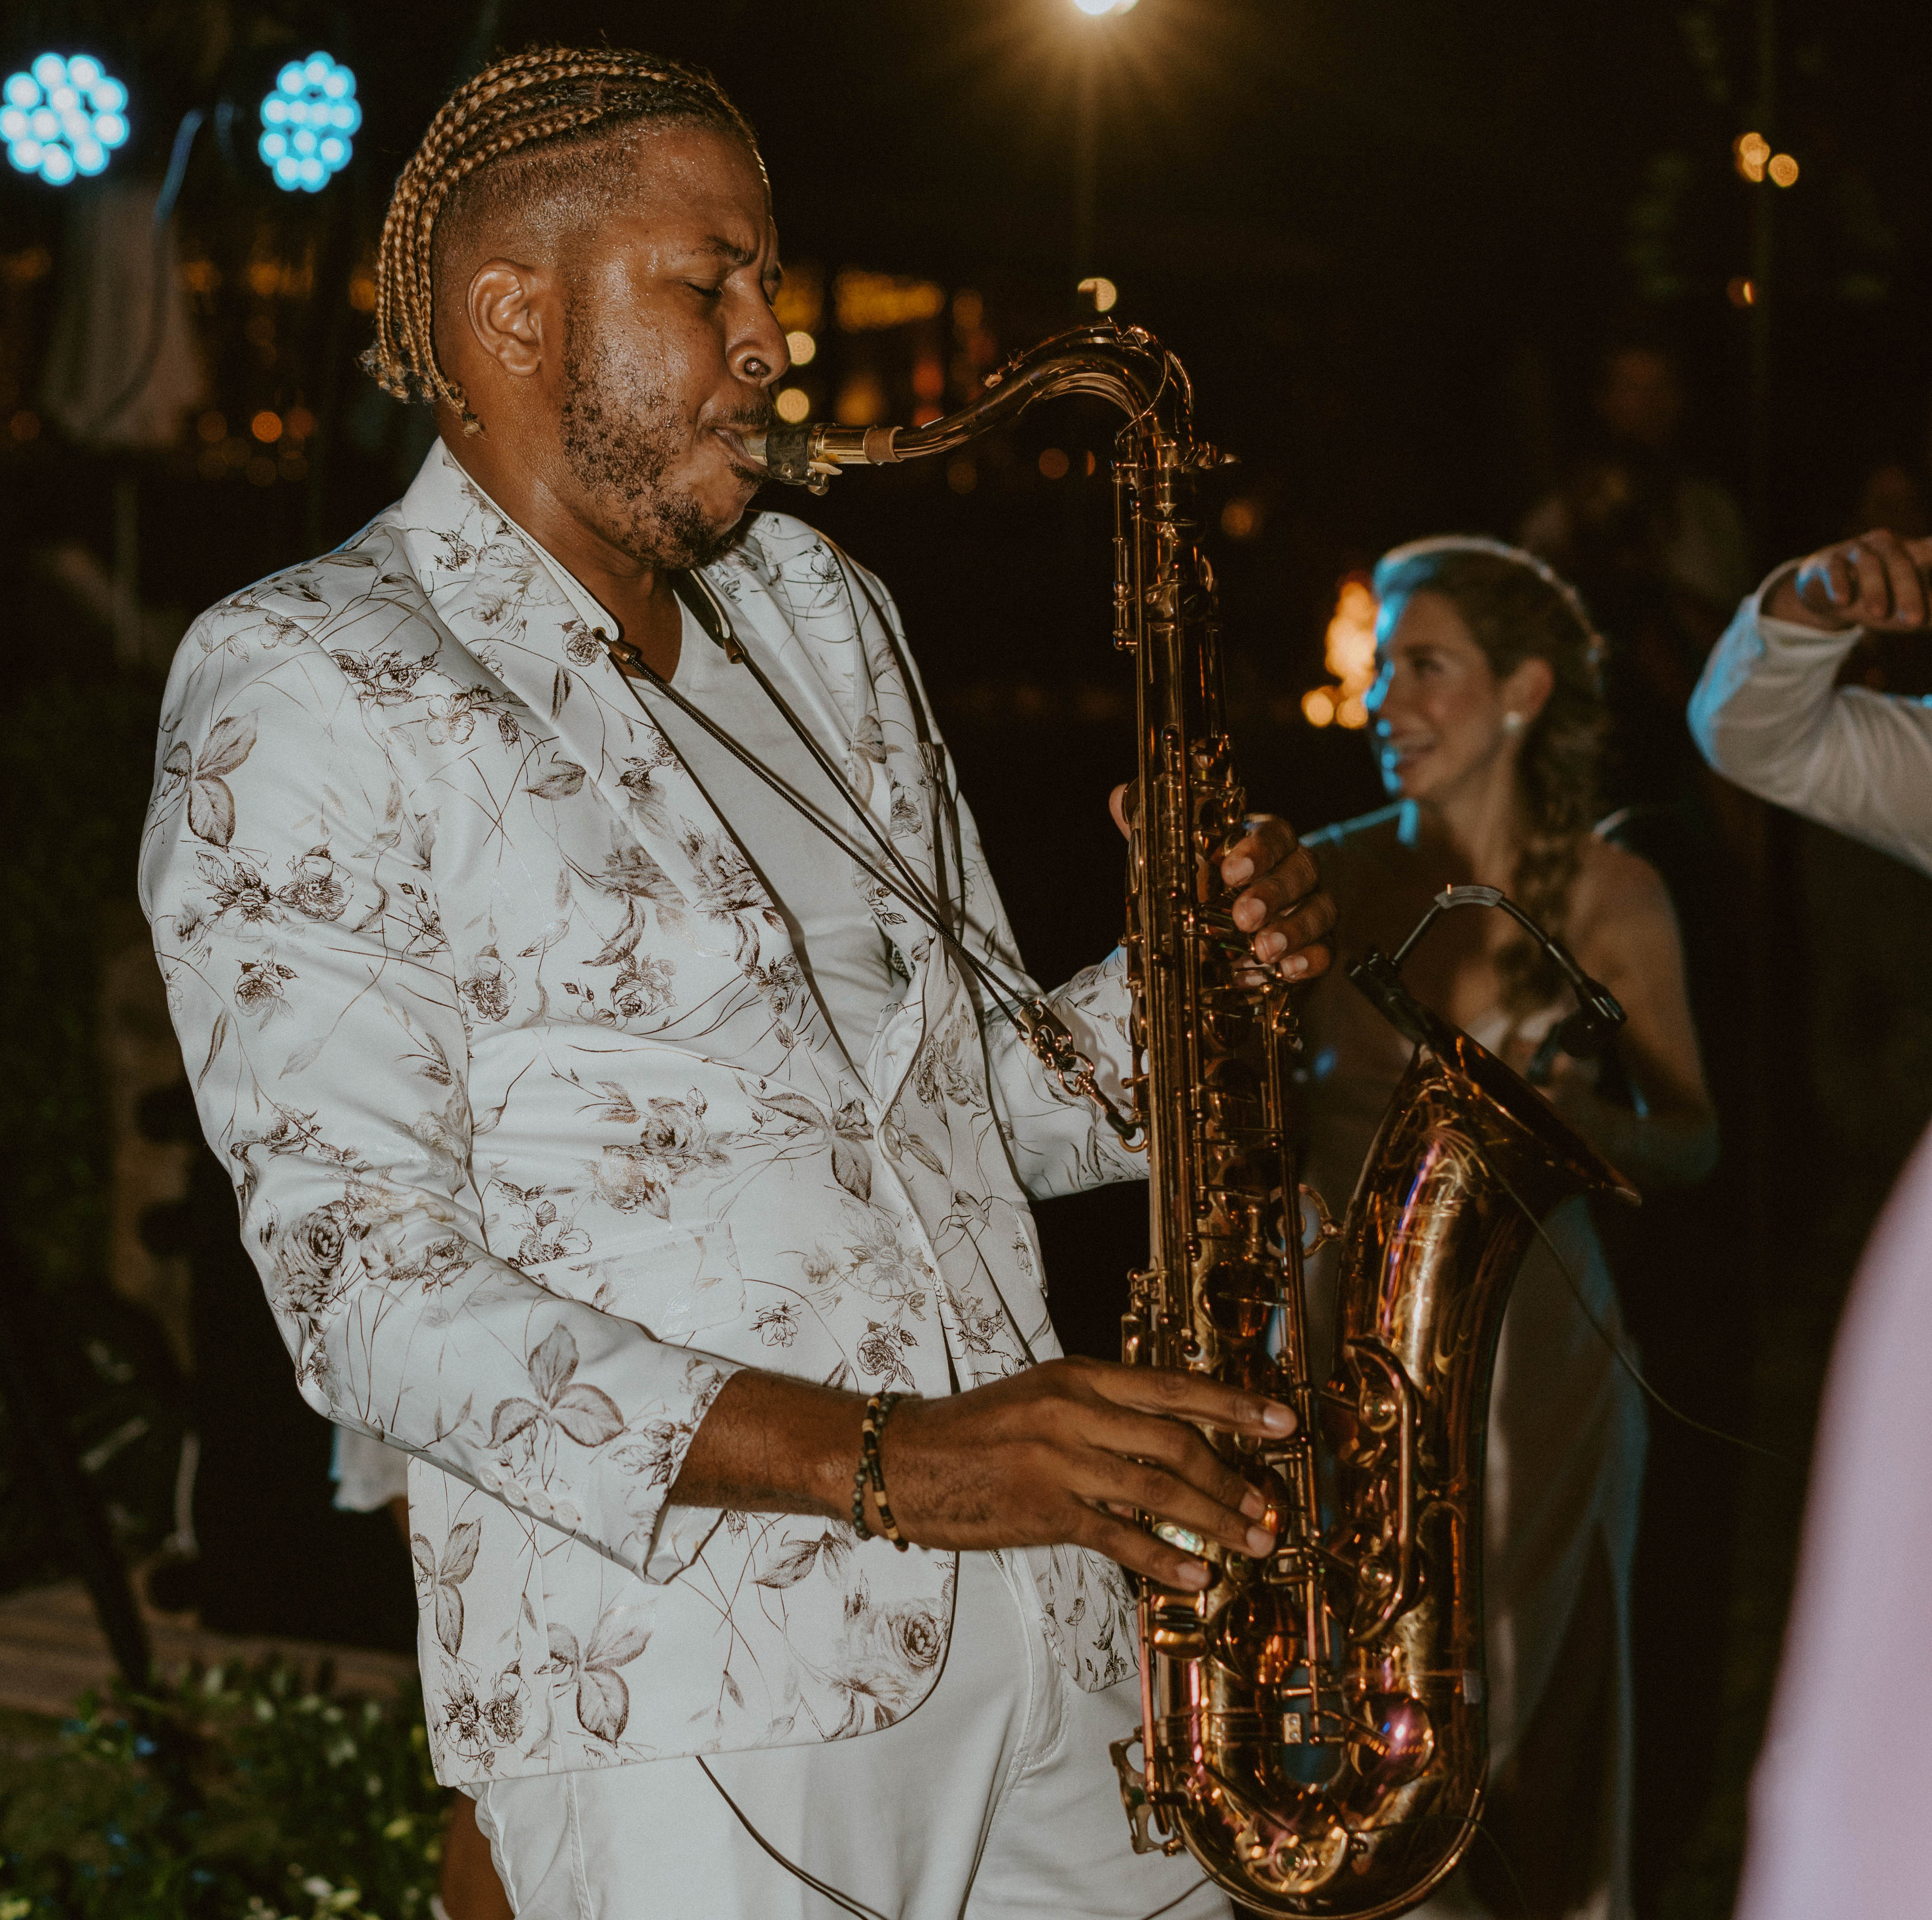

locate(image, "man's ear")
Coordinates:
462 260 552 380
1504 654 1556 725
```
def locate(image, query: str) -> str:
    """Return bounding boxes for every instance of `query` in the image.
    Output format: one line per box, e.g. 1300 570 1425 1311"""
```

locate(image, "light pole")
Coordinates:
1068 0 1137 306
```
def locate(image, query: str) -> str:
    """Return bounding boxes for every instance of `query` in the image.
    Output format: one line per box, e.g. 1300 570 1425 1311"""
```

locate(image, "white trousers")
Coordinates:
473 1549 1229 1920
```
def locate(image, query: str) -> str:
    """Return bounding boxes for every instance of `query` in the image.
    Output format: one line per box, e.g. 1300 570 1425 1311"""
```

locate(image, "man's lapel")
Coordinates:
708 521 947 955
396 445 783 952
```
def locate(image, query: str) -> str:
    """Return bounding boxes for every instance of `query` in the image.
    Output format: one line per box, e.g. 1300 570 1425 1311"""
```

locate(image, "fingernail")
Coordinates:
1178 1559 1209 1588
1257 931 1285 959
1261 1402 1295 1433
1283 954 1309 979
1246 1526 1276 1556
1224 855 1254 884
1234 898 1261 929
1240 1486 1267 1519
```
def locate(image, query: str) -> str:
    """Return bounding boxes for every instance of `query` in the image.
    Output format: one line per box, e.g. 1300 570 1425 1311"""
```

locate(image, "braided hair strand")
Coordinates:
363 47 758 431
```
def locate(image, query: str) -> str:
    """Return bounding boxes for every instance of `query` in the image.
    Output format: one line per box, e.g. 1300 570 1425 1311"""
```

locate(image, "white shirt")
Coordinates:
1689 576 1932 875
643 606 901 1070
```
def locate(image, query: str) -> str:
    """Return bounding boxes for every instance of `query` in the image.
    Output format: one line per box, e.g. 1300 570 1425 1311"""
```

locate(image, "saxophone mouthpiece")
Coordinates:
743 422 845 494
744 423 824 488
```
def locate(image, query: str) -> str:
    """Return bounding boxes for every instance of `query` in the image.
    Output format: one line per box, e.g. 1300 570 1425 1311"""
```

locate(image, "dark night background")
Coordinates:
6 3 1932 1914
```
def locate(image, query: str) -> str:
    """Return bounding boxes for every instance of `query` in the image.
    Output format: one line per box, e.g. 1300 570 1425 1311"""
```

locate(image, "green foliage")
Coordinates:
0 1661 446 1920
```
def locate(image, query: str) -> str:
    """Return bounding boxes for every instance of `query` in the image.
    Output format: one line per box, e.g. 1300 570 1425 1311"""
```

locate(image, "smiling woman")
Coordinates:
1294 536 1717 1920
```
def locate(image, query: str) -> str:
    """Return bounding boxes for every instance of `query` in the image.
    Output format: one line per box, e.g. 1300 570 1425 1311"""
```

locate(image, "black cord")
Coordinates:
1483 1151 1790 1467
601 618 1041 1041
697 1757 895 1920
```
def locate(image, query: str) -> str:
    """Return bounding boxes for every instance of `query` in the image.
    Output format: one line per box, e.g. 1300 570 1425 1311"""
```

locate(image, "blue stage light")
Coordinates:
2 53 131 184
259 52 358 192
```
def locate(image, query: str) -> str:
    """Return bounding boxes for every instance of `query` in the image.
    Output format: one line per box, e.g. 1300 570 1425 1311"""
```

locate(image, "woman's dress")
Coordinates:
1298 816 1645 1920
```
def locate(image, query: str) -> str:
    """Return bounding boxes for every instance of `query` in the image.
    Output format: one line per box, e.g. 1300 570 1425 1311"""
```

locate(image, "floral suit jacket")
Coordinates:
140 444 1146 1785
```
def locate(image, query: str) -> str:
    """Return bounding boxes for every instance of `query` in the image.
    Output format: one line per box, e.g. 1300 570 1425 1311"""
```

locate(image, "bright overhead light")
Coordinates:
1072 0 1139 14
259 51 359 193
2 53 130 184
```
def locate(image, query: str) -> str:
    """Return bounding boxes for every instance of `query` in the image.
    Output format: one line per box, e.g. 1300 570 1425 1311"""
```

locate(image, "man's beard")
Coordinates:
557 302 766 570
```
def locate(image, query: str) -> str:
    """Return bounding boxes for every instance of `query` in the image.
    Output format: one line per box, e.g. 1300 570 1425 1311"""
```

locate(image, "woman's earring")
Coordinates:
1501 712 1527 735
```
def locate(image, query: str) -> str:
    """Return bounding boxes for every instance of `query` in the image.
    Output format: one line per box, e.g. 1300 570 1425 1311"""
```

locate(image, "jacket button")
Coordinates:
479 1466 502 1492
556 1501 583 1529
526 1485 555 1518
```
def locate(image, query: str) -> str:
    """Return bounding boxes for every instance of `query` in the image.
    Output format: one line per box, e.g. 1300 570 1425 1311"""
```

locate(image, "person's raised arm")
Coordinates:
1690 528 1932 876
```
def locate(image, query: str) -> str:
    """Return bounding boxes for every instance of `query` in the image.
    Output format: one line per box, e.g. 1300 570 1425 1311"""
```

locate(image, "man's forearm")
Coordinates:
668 1370 866 1518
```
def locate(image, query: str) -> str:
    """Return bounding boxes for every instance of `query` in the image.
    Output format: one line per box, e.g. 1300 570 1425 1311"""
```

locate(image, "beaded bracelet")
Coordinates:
851 1390 913 1551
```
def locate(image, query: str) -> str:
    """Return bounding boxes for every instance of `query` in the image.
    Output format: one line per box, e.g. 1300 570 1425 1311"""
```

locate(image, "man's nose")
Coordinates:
734 304 789 389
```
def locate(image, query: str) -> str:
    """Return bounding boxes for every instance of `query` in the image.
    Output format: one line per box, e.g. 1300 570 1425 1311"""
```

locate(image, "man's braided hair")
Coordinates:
363 46 759 430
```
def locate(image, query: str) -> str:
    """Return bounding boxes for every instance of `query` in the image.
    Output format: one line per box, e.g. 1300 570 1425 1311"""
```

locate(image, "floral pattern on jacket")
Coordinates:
141 444 1141 1783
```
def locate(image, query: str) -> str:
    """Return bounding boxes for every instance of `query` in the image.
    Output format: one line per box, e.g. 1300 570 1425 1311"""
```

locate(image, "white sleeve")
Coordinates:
142 612 739 1585
1688 577 1932 876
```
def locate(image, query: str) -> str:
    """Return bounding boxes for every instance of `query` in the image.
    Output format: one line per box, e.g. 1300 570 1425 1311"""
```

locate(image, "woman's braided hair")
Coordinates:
362 46 759 430
1372 537 1610 1016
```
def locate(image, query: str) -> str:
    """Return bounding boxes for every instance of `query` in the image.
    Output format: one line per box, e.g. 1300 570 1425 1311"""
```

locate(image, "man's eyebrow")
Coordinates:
697 235 759 267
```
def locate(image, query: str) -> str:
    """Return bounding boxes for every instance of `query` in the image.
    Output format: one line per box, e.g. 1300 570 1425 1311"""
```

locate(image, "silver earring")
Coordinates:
1502 712 1526 734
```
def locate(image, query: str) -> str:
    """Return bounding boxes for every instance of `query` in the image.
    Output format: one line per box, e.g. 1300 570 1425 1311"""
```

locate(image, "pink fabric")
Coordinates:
1736 1118 1932 1919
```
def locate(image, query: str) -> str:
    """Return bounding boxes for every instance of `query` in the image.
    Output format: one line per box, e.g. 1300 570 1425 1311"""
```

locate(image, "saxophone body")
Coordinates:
749 324 1637 1917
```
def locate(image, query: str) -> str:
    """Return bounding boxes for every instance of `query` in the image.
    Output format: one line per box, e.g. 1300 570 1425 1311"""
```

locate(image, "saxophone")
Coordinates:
748 323 1638 1916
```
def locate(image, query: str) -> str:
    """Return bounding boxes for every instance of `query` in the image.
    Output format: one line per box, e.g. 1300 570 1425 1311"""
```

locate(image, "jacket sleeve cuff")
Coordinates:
983 946 1144 1199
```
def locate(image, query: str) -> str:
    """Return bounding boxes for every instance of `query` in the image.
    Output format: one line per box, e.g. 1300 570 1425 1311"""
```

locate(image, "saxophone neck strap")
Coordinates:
596 616 1138 1141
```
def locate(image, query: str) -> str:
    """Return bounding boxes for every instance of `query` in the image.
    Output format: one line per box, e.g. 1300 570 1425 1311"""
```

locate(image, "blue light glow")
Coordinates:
2 53 130 184
259 52 358 192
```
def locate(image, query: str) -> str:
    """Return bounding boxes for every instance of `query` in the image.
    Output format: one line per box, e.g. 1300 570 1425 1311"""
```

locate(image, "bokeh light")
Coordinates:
1072 0 1140 14
259 52 360 193
785 330 817 366
1301 576 1379 730
1 53 131 185
1078 275 1118 313
774 387 812 424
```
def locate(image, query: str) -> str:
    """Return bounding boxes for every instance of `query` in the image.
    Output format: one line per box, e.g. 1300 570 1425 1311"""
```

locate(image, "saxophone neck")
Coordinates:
743 320 1221 491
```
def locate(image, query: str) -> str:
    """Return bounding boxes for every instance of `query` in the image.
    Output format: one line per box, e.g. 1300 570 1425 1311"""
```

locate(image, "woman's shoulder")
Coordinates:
1569 833 1680 956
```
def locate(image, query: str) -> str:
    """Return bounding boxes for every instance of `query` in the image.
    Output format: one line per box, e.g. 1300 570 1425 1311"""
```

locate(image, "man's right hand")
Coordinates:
670 1358 1294 1593
1767 527 1932 633
880 1356 1292 1591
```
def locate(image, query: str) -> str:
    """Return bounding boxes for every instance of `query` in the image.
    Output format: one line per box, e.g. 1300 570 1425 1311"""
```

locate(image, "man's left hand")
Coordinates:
1110 787 1335 981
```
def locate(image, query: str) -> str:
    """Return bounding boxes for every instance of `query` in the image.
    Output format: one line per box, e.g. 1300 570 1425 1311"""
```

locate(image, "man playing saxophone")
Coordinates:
139 48 1334 1919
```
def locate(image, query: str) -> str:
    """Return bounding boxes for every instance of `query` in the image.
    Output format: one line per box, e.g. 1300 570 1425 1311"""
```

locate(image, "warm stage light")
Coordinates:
1300 576 1379 731
1078 275 1118 313
1733 131 1770 184
1768 152 1799 188
259 52 359 193
1072 0 1140 14
2 53 130 184
785 329 817 366
774 387 812 425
